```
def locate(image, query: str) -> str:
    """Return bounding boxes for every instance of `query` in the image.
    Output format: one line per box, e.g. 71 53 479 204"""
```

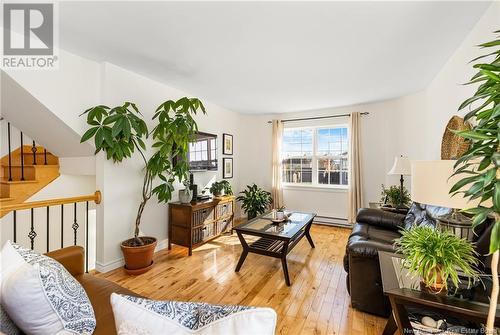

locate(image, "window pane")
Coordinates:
281 128 313 184
316 126 349 186
282 158 312 184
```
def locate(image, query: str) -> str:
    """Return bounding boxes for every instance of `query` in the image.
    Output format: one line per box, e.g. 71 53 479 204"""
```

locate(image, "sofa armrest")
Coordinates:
356 208 406 231
46 246 85 276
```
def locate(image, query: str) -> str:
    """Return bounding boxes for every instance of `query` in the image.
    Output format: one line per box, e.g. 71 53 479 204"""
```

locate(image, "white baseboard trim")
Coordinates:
95 238 169 273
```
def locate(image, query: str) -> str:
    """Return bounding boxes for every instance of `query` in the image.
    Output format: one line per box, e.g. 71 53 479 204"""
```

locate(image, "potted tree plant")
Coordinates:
80 98 206 274
236 184 273 220
396 226 479 294
450 31 499 333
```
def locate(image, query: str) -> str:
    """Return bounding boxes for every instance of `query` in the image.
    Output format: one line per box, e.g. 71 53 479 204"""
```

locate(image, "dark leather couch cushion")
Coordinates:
403 202 452 230
76 274 138 335
346 223 400 259
356 208 406 231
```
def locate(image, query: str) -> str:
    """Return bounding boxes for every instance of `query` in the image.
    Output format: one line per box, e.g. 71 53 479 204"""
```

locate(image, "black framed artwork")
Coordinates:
223 133 233 155
223 158 233 179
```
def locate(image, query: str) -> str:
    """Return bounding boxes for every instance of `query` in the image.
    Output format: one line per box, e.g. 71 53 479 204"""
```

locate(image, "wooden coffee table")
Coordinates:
234 211 316 286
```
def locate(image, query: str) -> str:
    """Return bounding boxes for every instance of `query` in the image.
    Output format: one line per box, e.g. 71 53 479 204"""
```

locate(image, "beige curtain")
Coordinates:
271 120 284 209
347 112 363 223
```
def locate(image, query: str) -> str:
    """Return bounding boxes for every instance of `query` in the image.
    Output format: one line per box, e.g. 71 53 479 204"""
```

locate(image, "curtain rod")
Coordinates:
267 112 369 124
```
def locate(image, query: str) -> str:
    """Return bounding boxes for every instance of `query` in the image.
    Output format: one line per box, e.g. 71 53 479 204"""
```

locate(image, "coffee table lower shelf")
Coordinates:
234 215 315 286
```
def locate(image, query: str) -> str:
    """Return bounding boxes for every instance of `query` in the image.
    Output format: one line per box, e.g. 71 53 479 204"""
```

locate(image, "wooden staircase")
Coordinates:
0 145 60 214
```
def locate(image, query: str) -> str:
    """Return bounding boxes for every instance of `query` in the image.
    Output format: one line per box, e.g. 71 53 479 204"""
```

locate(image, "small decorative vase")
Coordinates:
276 211 285 220
179 189 192 204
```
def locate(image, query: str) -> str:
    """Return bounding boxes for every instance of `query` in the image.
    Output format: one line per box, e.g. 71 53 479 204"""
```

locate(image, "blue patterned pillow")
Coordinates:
1 242 96 335
111 293 277 334
124 295 254 330
0 305 21 335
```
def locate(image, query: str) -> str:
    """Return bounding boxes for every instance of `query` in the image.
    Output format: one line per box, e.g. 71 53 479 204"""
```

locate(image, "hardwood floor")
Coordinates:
97 224 388 334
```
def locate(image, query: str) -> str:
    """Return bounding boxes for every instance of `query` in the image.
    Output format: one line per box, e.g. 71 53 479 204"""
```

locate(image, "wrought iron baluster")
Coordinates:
44 149 47 165
72 202 78 246
7 122 12 181
85 201 89 273
13 210 17 243
20 132 24 181
46 206 50 252
29 208 37 250
32 141 37 165
61 204 64 248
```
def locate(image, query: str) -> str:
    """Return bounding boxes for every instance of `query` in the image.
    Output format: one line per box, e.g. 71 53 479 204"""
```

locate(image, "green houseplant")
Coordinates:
380 184 411 208
396 226 479 293
450 31 499 333
80 98 206 274
209 180 233 197
236 184 273 220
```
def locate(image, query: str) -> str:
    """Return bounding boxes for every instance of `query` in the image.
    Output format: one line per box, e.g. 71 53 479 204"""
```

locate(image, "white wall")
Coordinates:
3 49 101 136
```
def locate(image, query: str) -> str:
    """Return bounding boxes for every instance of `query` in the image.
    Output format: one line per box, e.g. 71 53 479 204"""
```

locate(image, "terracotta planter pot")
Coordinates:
421 266 447 294
120 237 157 275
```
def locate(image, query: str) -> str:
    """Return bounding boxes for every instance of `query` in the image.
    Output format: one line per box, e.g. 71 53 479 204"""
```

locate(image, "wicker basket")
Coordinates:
441 115 471 160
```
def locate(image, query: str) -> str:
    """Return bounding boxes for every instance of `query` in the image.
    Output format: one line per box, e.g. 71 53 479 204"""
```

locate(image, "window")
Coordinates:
188 137 217 171
281 126 349 187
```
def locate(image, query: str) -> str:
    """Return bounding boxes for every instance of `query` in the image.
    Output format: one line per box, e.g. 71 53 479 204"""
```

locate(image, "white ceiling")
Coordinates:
59 1 490 114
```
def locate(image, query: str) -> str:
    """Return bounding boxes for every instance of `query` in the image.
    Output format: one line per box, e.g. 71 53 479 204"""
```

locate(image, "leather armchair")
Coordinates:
343 203 493 317
343 208 406 316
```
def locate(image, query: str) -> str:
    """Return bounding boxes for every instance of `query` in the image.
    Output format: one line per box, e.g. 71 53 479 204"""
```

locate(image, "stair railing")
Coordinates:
1 191 101 272
3 120 49 181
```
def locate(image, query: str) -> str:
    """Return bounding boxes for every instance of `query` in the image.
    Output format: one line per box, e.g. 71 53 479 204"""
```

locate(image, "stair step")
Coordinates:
0 164 58 168
0 179 38 184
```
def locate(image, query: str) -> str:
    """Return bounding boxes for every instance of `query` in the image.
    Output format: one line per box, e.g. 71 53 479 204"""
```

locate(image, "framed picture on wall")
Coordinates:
223 133 233 155
223 158 233 179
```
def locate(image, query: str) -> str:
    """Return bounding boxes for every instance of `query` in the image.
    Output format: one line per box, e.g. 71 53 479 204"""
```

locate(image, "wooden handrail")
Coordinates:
1 191 101 215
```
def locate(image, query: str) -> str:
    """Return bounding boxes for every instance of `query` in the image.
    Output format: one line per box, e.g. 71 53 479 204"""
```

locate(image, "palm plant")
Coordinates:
236 184 273 220
81 98 206 245
450 30 499 333
396 227 479 291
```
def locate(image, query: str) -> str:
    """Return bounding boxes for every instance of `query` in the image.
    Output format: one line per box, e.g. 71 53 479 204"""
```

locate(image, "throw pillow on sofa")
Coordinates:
0 241 96 335
110 293 277 335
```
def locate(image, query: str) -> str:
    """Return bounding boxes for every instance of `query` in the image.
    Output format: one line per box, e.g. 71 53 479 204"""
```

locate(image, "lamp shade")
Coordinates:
388 156 411 175
411 160 489 209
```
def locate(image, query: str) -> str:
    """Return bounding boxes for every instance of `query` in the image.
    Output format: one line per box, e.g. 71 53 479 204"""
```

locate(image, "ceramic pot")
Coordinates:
276 211 285 220
421 266 447 294
179 189 192 203
121 237 157 275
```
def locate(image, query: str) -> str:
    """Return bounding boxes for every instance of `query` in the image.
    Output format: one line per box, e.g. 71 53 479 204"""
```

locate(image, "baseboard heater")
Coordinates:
313 215 351 228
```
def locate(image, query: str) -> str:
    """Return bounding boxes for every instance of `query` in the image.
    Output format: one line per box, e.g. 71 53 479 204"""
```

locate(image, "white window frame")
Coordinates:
281 124 349 190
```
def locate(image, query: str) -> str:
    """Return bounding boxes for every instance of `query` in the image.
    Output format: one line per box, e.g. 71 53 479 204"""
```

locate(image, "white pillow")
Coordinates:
111 293 277 335
0 241 96 335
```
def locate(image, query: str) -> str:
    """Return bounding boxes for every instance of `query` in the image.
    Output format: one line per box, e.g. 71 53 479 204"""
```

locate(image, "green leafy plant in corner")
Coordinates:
209 180 233 196
396 226 479 291
80 98 206 245
380 184 411 208
449 30 499 333
236 184 273 220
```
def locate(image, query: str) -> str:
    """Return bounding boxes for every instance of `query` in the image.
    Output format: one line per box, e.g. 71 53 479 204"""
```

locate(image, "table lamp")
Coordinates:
388 156 411 207
411 160 490 239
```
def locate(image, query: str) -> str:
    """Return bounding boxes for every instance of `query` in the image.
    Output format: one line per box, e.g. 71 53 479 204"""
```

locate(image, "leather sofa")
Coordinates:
343 202 493 317
46 246 139 335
